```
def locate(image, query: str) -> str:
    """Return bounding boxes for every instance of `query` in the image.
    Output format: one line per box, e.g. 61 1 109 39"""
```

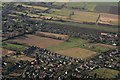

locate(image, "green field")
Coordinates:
52 2 65 6
89 68 120 78
47 38 87 51
10 3 118 32
47 37 112 53
50 8 72 17
65 2 118 12
81 43 112 53
47 38 96 60
47 37 113 60
65 2 96 11
56 47 96 60
48 6 99 23
71 10 99 22
94 4 110 13
2 42 27 52
45 8 99 23
19 8 118 32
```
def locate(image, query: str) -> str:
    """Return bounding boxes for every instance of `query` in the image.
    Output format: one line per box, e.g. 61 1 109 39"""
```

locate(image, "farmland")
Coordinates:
15 3 48 11
47 38 113 56
45 20 118 33
49 8 99 23
6 34 64 48
56 47 96 60
35 31 69 40
2 2 119 80
65 2 96 11
47 38 87 51
12 2 118 26
98 13 118 25
64 2 118 13
71 10 99 22
89 68 120 78
2 42 27 52
50 8 72 17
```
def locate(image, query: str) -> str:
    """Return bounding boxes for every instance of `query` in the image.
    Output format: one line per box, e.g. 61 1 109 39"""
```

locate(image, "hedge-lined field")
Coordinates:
65 2 118 12
47 38 113 60
2 42 27 52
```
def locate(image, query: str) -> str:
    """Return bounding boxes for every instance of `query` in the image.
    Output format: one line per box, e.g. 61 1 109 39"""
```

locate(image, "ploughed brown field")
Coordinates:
2 49 15 56
99 13 118 25
35 31 69 40
7 34 64 48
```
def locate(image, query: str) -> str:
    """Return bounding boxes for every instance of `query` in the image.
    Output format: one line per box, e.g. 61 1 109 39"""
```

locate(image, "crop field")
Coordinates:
109 6 118 14
2 42 27 52
71 10 99 22
49 8 99 23
65 2 118 12
2 2 119 79
52 2 65 6
89 68 120 78
47 38 112 53
7 34 64 48
47 38 87 51
12 3 119 26
41 13 68 20
47 38 112 60
47 38 93 60
15 3 48 11
65 2 96 11
11 11 40 18
56 47 96 60
50 8 72 17
94 4 110 13
98 13 118 25
35 32 69 40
